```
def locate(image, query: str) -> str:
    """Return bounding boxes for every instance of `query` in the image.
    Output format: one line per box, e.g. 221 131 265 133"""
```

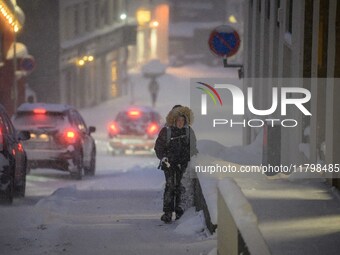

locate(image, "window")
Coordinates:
286 0 293 34
101 0 109 25
69 110 86 132
113 0 119 22
74 5 79 36
84 2 90 32
1 112 15 135
259 0 262 12
95 2 100 28
0 32 3 63
277 0 281 27
266 0 270 19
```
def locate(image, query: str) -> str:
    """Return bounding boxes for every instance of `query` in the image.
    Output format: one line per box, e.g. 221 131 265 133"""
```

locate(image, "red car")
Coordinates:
107 106 162 155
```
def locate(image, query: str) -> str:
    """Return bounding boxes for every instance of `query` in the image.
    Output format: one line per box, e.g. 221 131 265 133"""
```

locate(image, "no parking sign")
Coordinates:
208 25 241 58
19 55 36 73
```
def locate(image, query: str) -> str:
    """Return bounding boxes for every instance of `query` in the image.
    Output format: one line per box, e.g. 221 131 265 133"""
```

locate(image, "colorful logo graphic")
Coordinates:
195 81 312 128
196 82 223 115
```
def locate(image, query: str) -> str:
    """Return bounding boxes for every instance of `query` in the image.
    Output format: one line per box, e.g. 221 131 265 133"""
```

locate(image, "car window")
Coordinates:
116 111 151 124
13 112 66 128
0 111 15 135
0 114 7 134
150 112 161 122
69 110 87 132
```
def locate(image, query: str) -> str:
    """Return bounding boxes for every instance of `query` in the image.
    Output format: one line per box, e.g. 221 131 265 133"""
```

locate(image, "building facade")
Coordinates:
0 0 30 115
243 0 340 188
17 0 136 108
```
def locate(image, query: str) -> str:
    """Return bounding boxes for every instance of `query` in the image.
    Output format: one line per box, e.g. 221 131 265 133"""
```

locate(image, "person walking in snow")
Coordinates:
154 105 198 223
148 78 159 107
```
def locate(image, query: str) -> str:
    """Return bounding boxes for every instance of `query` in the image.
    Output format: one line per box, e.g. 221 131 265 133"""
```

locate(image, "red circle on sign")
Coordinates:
208 25 241 58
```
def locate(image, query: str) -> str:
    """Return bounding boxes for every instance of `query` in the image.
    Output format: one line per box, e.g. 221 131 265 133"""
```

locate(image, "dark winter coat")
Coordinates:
154 106 198 168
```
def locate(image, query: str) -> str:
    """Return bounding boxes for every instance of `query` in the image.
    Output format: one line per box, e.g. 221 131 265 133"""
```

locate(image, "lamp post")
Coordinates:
11 3 21 112
13 25 17 110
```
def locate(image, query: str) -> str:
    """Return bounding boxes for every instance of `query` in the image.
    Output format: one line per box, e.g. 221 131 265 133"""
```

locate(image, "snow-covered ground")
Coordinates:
0 64 239 255
2 62 340 255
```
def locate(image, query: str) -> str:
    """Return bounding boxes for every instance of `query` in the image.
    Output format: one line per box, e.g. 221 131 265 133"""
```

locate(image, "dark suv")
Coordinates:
107 106 162 154
0 104 30 203
13 103 96 180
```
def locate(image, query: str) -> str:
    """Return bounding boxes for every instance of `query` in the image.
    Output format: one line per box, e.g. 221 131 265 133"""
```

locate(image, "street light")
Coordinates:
120 13 127 21
229 15 238 24
76 55 95 67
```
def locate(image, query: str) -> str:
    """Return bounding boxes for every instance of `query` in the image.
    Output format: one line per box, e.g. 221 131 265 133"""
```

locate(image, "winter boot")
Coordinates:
161 212 172 223
175 208 184 220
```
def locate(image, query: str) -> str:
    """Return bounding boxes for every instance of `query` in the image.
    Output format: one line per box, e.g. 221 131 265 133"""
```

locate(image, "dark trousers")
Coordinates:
163 164 185 213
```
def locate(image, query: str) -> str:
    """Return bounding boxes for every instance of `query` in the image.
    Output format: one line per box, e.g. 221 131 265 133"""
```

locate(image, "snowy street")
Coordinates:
0 155 214 255
1 1 339 254
0 65 234 255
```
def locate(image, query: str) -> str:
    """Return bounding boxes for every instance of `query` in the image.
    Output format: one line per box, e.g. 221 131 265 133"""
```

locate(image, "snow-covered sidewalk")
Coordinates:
194 137 340 255
0 154 216 255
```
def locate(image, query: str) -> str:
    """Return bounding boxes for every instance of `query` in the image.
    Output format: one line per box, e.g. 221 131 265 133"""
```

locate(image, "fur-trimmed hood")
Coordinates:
165 106 194 126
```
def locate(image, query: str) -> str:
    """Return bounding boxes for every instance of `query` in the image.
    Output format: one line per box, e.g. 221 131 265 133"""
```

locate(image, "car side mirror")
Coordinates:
89 126 96 134
17 131 30 141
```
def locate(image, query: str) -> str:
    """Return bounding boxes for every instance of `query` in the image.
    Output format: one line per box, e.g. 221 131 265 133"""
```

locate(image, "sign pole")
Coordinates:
208 25 243 78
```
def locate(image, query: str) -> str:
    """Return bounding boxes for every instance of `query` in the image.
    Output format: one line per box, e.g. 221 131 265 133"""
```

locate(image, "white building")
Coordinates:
243 0 340 188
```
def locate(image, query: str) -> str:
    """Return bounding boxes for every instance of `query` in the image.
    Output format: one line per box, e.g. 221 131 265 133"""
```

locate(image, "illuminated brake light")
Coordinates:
18 143 24 152
108 121 119 135
127 110 141 118
66 131 75 139
33 108 46 114
147 123 159 136
63 129 77 144
0 129 3 151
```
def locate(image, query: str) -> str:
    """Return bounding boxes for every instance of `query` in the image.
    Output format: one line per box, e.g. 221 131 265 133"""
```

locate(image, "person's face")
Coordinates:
176 116 185 129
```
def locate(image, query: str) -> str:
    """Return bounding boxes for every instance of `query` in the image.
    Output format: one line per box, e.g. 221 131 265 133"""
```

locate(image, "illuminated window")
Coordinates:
111 62 118 97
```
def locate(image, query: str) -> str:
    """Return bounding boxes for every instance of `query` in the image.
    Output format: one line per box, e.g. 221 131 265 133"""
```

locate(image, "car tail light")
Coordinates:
33 108 47 114
127 110 141 119
108 121 119 136
62 128 78 144
147 122 160 137
0 128 3 151
18 143 24 152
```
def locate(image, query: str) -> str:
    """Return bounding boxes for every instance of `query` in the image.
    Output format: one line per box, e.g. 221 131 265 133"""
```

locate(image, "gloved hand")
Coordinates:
161 157 171 168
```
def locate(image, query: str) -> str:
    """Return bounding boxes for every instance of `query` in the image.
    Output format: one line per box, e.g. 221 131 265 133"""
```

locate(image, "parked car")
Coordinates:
12 103 96 180
107 106 162 154
0 104 30 204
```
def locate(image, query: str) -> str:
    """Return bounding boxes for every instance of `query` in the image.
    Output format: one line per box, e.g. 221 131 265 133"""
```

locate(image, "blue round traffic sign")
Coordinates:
20 56 36 72
208 25 241 58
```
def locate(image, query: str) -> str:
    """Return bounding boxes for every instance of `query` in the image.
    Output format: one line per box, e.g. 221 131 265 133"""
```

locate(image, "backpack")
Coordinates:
165 125 190 146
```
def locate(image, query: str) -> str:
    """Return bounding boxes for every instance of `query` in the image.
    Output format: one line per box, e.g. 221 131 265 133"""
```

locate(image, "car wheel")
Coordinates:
15 173 26 197
70 152 83 180
1 176 14 204
84 150 96 176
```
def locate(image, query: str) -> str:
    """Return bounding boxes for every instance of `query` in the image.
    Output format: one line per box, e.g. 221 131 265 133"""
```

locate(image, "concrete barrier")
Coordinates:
217 178 271 255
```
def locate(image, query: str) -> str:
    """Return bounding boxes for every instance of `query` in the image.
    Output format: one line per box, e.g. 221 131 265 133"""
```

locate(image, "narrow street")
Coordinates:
0 154 215 255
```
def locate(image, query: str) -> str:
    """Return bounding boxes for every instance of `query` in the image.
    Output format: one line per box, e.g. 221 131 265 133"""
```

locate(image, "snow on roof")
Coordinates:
17 103 74 113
